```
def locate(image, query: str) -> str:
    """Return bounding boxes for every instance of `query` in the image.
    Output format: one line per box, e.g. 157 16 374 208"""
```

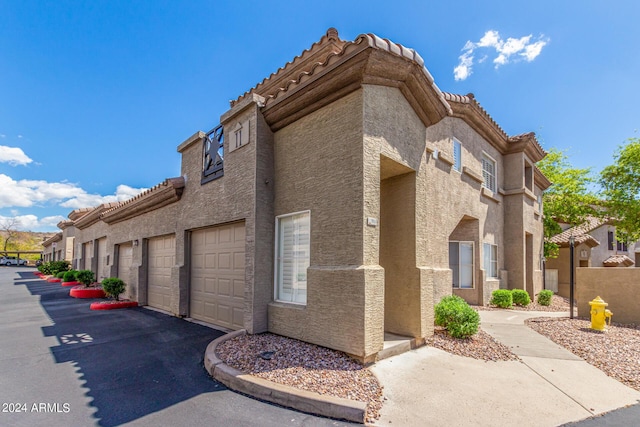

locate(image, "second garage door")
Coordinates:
190 222 245 330
147 235 175 312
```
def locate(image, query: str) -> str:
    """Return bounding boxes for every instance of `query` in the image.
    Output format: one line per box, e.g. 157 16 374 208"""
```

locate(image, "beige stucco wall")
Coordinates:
71 96 271 333
422 115 506 307
577 267 640 324
268 89 373 357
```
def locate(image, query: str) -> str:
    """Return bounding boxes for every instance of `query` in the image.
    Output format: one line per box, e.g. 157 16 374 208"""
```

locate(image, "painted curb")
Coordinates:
61 281 80 287
204 330 366 424
47 277 62 283
69 286 106 299
90 301 139 310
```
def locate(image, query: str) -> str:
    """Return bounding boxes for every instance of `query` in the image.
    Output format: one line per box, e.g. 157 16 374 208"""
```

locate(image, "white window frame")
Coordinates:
453 138 462 172
274 210 310 305
449 241 474 289
483 243 498 278
482 153 497 193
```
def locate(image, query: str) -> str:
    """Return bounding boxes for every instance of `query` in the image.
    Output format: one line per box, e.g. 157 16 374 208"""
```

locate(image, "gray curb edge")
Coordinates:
204 330 366 424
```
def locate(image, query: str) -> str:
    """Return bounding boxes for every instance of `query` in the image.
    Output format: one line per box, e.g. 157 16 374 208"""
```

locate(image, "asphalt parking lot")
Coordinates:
0 267 354 427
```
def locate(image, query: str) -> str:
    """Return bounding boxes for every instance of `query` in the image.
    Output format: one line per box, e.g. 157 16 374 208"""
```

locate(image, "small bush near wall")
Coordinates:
512 289 531 306
434 295 480 339
76 270 95 287
537 290 553 306
62 270 77 282
490 290 513 308
56 271 66 279
101 278 126 301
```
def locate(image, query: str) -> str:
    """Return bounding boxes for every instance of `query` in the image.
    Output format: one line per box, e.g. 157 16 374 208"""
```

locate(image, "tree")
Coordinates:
0 217 21 254
537 148 600 258
600 138 640 243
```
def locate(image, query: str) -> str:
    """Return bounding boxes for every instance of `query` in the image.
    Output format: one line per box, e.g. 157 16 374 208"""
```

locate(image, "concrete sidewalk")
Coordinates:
370 310 640 427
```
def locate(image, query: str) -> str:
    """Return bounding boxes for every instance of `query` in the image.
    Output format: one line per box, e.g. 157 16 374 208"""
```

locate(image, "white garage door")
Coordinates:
147 235 175 312
83 241 93 271
118 243 134 299
96 238 107 282
190 222 245 330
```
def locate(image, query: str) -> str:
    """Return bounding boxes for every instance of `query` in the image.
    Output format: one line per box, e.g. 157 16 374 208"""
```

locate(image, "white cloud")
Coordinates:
0 145 33 166
0 214 65 231
0 173 147 210
454 30 549 81
60 184 147 209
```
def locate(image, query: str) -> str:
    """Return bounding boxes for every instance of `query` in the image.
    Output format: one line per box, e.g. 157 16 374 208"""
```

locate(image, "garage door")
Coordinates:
96 238 107 282
118 243 134 299
83 241 93 271
147 235 175 312
190 222 245 330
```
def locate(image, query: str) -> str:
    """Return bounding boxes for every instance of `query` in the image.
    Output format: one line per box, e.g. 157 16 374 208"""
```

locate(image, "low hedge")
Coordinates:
537 290 554 306
512 289 531 306
435 295 479 339
490 289 513 308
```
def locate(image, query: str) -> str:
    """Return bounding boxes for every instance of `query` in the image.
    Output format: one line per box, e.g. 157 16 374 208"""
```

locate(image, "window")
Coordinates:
449 241 474 288
202 124 224 184
608 231 614 250
453 139 462 171
483 243 498 278
524 162 533 191
482 154 497 192
275 211 310 304
617 240 628 252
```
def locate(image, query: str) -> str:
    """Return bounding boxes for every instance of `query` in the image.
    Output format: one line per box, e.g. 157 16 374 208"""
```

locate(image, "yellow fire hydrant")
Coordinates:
589 296 613 331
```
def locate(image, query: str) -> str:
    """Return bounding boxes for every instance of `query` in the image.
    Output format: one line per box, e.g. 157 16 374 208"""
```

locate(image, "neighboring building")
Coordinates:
44 29 549 362
546 217 638 297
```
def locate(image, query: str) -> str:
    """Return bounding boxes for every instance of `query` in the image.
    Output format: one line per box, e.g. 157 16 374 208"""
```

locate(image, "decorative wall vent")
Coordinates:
202 124 224 184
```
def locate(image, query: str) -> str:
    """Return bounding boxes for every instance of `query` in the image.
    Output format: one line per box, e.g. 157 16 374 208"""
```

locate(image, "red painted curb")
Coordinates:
69 286 106 299
47 277 62 283
90 301 138 310
61 281 80 287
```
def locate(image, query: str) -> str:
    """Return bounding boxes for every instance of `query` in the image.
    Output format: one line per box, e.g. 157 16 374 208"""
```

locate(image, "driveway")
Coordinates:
0 268 355 427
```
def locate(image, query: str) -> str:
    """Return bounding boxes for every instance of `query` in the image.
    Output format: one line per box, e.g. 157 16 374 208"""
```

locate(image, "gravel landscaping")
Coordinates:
526 317 640 392
216 333 384 423
215 295 640 424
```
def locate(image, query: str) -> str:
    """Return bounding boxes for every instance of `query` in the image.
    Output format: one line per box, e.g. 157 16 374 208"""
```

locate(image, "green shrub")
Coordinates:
434 295 480 339
490 289 513 308
76 270 95 287
537 290 554 306
48 260 70 276
62 270 77 282
40 262 52 275
56 271 66 279
512 289 531 306
101 277 126 301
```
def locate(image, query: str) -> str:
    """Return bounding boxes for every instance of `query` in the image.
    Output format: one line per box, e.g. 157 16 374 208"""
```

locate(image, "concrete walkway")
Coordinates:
370 310 640 427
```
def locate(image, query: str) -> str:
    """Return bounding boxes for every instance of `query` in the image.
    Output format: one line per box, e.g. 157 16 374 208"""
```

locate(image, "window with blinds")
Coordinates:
453 139 462 172
483 243 498 278
449 241 474 288
275 211 310 304
482 154 497 192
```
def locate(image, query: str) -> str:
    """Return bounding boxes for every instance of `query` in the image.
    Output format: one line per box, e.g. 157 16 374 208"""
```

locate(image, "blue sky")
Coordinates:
1 1 639 231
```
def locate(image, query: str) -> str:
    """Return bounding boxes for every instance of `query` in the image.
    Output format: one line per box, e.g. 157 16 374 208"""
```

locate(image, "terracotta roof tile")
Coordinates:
549 217 608 247
603 254 635 267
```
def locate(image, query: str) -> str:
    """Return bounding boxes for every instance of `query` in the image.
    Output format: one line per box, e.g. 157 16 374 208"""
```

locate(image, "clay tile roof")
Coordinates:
73 202 123 230
231 28 451 116
549 217 608 247
42 232 63 247
603 254 635 267
57 220 75 230
442 92 508 139
100 177 185 224
231 28 347 107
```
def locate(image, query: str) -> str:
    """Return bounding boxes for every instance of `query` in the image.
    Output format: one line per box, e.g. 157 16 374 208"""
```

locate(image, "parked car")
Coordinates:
0 256 28 266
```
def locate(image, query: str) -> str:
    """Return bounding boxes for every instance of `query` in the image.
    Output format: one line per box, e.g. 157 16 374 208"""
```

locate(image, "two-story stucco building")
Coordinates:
43 29 550 362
